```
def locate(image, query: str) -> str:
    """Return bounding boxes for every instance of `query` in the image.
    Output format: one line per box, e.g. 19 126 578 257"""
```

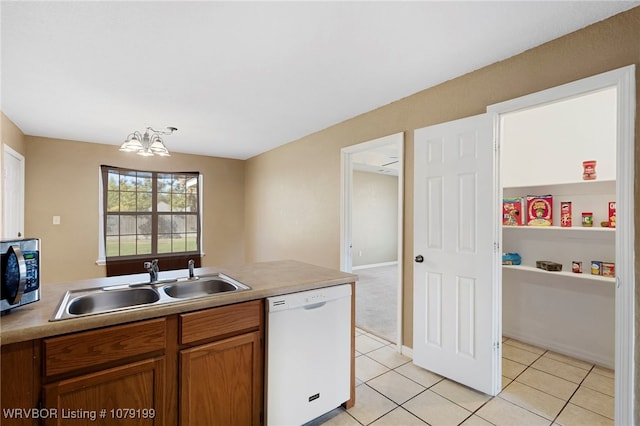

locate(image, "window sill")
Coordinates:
96 252 205 267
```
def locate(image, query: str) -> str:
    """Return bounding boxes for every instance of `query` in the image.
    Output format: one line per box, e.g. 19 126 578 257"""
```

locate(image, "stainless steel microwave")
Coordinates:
1 238 40 313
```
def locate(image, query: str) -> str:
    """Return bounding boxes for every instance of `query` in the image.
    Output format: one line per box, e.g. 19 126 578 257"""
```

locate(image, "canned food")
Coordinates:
561 202 572 227
609 202 616 228
583 160 597 180
572 261 582 273
582 212 593 227
591 261 602 275
602 262 615 277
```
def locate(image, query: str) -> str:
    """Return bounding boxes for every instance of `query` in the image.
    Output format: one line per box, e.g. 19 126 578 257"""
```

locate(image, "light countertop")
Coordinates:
0 260 357 345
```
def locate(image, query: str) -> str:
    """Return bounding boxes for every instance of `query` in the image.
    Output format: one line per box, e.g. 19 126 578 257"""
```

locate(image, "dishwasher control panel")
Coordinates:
267 284 352 312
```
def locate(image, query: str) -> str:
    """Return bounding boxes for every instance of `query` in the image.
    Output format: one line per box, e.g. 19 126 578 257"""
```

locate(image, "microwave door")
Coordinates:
2 245 27 305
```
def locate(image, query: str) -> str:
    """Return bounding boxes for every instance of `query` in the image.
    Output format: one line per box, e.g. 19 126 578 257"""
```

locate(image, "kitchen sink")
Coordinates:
50 273 250 321
67 287 160 316
163 277 243 299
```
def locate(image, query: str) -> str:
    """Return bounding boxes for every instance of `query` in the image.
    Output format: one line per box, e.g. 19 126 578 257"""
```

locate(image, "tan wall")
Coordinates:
244 5 640 398
24 136 245 284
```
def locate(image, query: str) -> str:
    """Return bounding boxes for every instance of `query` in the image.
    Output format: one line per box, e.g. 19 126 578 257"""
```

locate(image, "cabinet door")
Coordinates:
1 341 38 426
180 332 263 426
43 358 165 426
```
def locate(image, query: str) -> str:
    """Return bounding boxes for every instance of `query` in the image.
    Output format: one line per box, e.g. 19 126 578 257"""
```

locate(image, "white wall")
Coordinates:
352 171 398 267
501 87 616 187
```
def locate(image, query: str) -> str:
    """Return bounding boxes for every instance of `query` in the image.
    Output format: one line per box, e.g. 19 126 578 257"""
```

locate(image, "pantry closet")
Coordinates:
499 86 617 369
491 65 637 426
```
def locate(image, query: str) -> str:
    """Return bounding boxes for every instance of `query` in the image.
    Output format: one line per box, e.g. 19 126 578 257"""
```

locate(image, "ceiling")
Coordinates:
2 1 638 160
352 143 400 176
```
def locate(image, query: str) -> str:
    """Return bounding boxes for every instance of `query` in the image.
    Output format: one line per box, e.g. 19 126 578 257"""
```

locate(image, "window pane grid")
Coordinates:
103 167 199 259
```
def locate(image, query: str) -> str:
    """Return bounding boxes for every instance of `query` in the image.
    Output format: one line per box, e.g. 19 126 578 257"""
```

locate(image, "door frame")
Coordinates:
2 144 26 239
340 132 404 350
487 64 635 425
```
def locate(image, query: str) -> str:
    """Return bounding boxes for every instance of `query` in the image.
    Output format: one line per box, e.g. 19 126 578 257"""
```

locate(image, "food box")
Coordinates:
502 197 523 226
609 202 616 228
591 260 602 275
502 253 521 265
527 195 553 226
536 260 562 271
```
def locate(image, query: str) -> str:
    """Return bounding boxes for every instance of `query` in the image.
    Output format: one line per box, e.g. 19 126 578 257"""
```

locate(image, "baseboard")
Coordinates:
401 345 413 359
352 261 398 270
503 330 614 369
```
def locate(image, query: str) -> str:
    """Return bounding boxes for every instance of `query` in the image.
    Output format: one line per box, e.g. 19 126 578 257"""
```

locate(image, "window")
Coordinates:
101 165 201 263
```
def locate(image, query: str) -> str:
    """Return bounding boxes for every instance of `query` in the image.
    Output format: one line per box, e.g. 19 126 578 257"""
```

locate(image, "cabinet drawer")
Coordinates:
180 300 262 345
44 318 166 377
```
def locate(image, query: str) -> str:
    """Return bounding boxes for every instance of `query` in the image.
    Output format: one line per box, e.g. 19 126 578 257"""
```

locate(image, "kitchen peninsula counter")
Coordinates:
0 260 358 345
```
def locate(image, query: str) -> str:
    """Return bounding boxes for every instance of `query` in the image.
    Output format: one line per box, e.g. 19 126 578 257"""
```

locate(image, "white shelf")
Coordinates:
502 264 615 283
503 225 614 232
503 179 615 192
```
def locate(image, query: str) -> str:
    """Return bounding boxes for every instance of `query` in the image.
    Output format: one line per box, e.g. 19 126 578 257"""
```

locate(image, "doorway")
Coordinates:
488 65 635 425
341 133 404 347
2 144 25 239
411 65 634 422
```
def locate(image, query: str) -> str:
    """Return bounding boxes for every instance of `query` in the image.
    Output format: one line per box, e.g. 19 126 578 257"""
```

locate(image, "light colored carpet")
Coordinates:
354 264 398 343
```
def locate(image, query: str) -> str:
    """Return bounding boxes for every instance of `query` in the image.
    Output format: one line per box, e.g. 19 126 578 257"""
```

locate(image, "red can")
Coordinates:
609 201 616 228
560 202 572 227
582 160 597 180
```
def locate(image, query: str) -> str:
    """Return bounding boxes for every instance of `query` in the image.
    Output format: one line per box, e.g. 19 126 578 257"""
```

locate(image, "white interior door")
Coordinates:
2 145 25 239
413 113 501 396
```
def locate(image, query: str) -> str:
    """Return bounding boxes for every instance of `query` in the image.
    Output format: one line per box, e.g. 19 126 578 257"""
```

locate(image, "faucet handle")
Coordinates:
188 259 195 278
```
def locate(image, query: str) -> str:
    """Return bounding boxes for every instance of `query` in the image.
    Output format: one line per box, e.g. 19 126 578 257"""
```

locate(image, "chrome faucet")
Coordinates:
144 259 159 283
188 259 195 279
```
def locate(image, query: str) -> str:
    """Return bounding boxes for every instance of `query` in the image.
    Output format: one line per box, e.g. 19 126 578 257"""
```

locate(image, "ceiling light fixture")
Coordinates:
119 126 177 157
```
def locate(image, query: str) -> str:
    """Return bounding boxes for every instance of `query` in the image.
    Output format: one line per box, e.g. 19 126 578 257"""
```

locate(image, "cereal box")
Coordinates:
527 195 553 226
502 197 523 226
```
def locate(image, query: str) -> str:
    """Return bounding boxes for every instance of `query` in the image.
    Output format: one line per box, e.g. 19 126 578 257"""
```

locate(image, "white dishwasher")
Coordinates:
266 284 351 426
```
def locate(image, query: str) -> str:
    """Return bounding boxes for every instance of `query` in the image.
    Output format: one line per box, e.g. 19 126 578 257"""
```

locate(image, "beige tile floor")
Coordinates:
307 329 614 426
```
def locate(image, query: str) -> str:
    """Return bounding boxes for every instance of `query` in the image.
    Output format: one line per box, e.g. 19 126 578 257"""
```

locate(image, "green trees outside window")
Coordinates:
101 166 200 259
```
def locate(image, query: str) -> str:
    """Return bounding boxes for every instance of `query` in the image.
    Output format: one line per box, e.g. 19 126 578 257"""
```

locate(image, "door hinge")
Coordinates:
494 341 501 350
494 241 500 253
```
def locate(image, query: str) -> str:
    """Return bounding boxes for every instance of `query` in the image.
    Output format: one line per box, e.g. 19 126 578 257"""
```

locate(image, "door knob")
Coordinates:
415 255 424 263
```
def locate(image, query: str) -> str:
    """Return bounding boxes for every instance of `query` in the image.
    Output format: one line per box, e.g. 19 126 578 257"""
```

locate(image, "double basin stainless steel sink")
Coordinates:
51 273 250 321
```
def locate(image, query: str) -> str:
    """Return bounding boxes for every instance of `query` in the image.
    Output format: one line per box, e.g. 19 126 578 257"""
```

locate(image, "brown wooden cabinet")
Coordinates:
1 298 299 426
0 341 39 426
178 300 264 426
180 332 262 426
41 318 167 425
43 358 165 426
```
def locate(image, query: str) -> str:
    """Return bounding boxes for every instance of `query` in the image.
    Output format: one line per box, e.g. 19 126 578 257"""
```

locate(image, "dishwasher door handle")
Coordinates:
303 301 327 310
